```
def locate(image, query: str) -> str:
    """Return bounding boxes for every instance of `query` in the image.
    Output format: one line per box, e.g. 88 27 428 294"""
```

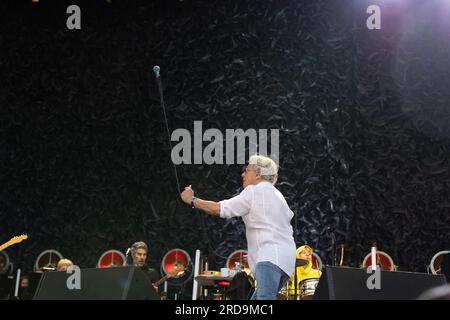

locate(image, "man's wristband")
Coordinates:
191 196 197 208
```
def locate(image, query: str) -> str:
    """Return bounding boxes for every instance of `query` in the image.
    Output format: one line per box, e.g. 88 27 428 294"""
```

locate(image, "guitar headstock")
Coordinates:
10 234 28 245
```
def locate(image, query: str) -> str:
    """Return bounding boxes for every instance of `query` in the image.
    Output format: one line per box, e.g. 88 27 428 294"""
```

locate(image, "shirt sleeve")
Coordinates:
219 186 253 219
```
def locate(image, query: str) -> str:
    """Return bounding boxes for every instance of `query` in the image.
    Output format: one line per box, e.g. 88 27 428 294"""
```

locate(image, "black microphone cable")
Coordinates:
153 66 182 197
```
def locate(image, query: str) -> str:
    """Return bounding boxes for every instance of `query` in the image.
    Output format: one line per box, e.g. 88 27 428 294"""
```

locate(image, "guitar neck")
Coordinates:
154 275 169 287
0 235 27 252
0 242 12 251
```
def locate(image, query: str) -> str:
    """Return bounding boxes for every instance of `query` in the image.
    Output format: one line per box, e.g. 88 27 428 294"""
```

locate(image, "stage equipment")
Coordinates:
160 248 192 286
315 266 446 300
428 250 450 274
34 249 63 272
362 250 396 271
97 249 126 268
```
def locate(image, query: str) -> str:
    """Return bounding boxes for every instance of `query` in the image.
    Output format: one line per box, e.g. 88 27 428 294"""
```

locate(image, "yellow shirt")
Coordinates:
289 262 322 295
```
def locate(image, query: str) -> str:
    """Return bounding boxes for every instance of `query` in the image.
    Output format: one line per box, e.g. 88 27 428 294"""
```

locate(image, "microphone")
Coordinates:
153 65 161 78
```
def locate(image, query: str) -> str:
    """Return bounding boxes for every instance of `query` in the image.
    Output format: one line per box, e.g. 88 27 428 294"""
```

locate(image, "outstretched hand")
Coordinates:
181 185 194 204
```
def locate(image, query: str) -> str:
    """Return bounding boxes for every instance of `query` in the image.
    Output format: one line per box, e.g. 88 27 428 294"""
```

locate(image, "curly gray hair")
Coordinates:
249 154 278 185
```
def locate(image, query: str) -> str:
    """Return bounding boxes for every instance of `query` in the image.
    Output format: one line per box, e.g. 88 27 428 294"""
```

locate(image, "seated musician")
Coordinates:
290 245 322 296
20 275 29 288
128 241 186 295
17 275 30 299
128 241 161 292
57 259 74 272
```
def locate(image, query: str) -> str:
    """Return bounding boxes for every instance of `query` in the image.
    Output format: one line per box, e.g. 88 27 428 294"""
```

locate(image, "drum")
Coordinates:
226 250 249 270
287 280 299 300
311 253 323 270
97 249 126 268
299 278 320 299
361 250 395 271
34 249 63 272
0 251 10 274
161 248 192 286
429 251 450 274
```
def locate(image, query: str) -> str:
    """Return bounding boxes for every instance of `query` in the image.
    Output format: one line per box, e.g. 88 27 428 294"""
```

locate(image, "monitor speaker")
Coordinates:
314 266 446 300
34 266 159 300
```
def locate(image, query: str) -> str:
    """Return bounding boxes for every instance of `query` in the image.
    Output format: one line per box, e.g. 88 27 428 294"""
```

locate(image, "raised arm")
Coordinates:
180 185 252 219
180 185 220 216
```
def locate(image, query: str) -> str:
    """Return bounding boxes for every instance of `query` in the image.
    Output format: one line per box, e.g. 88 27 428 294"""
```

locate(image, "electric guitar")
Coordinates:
0 234 28 251
153 263 186 287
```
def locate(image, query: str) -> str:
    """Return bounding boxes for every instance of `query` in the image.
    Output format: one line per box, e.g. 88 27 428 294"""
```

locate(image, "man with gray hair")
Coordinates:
129 241 149 268
181 154 296 300
127 241 161 293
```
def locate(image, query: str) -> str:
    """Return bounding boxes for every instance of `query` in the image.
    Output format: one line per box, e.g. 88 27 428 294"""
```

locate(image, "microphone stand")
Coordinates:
331 233 336 266
14 268 21 299
326 228 336 266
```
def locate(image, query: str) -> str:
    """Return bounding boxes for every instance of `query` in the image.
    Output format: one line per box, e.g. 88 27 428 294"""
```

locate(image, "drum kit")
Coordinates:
278 277 321 300
276 247 449 300
278 252 323 300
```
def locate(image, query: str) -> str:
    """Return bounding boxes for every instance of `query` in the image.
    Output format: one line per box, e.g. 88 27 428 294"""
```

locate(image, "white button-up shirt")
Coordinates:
219 181 296 277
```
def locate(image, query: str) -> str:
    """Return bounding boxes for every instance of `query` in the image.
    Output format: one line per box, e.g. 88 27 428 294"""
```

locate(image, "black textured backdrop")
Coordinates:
1 0 449 282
